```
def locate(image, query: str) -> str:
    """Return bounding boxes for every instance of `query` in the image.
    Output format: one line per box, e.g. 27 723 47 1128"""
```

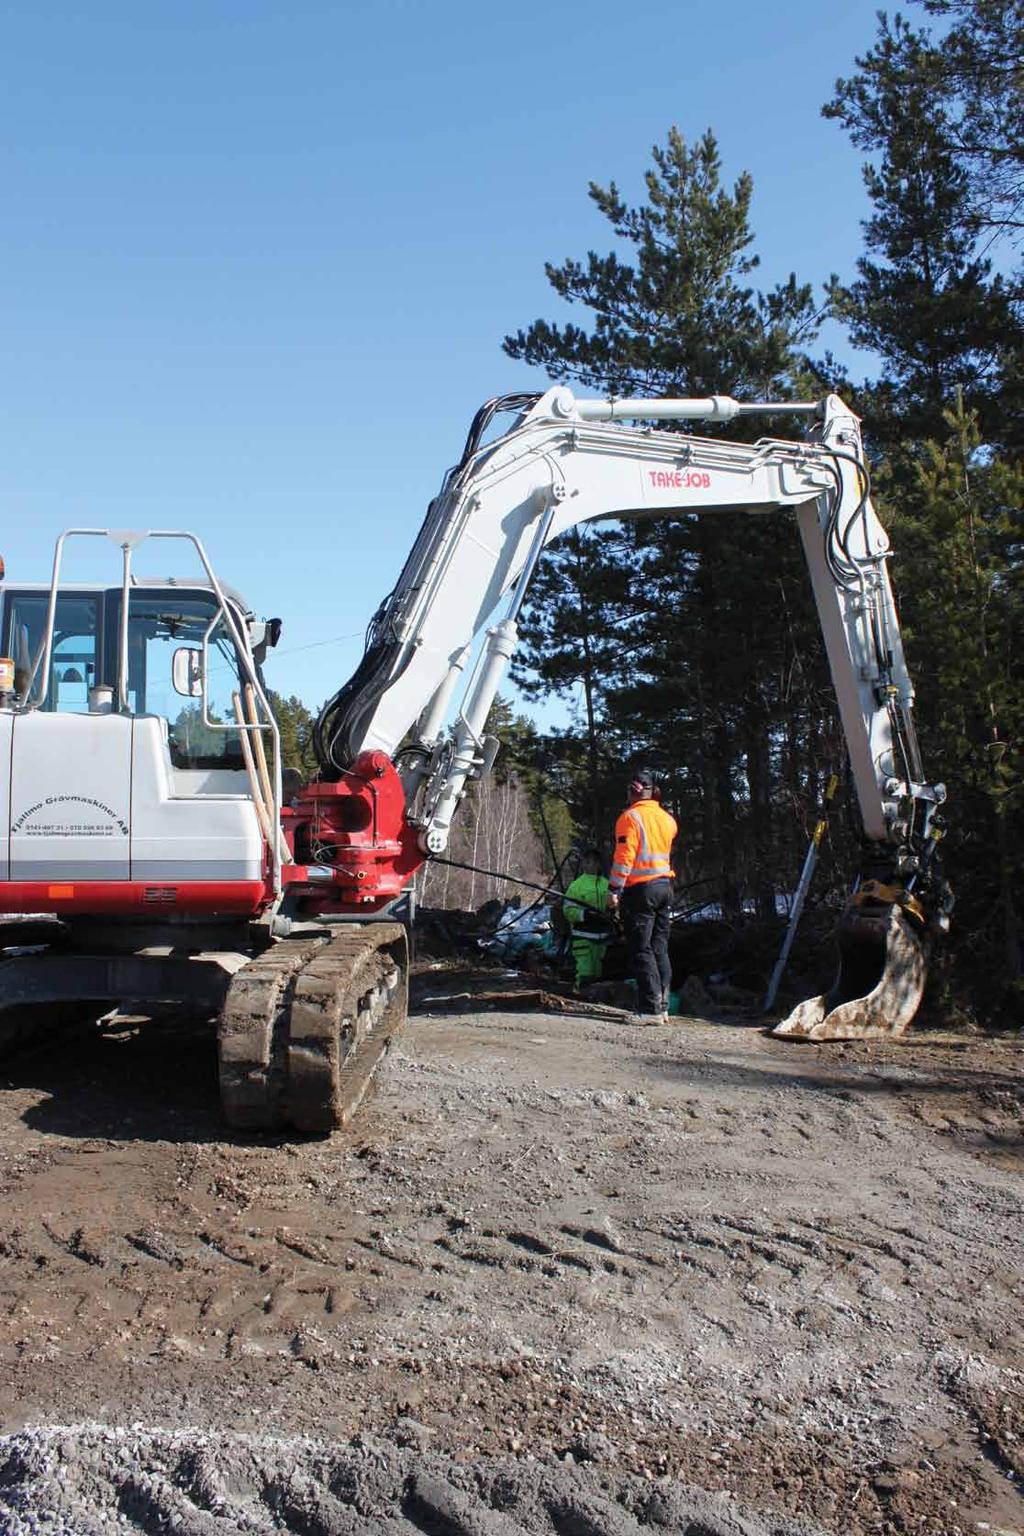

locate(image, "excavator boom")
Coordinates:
306 385 949 1041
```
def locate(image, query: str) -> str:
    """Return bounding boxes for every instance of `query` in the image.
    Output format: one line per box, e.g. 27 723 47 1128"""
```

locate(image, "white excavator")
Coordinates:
0 388 950 1130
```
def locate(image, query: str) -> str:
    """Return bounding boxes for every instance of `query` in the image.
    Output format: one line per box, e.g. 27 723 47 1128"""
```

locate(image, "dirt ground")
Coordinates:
0 980 1021 1534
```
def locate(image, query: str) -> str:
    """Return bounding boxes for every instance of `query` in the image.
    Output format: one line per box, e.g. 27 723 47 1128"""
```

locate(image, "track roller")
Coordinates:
217 923 408 1133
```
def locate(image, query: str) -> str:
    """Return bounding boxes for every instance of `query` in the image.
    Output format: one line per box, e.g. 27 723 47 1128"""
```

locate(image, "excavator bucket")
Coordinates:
772 902 928 1041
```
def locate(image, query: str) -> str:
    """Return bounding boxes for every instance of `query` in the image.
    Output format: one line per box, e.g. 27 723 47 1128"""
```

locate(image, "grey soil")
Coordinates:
0 993 1021 1534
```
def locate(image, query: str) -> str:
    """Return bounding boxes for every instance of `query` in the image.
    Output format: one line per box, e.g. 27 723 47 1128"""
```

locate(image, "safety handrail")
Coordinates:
30 528 284 894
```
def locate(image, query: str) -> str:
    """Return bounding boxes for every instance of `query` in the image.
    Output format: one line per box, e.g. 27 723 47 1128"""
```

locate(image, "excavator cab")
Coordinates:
2 583 247 763
0 530 278 919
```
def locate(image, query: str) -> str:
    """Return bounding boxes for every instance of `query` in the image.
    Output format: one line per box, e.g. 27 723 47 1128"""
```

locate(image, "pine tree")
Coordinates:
824 6 1022 453
504 128 831 916
508 522 633 834
505 129 819 399
922 0 1024 244
268 692 317 778
824 1 1023 1017
824 12 1017 448
883 395 1023 1005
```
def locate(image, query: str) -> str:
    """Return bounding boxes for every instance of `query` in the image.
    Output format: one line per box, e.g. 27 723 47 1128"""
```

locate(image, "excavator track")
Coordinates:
217 923 408 1134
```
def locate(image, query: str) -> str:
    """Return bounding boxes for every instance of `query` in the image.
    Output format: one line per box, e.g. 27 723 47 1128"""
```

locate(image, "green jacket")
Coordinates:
563 873 610 930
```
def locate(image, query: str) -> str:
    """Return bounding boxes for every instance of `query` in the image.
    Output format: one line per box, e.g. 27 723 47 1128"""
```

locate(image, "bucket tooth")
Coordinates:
772 905 928 1042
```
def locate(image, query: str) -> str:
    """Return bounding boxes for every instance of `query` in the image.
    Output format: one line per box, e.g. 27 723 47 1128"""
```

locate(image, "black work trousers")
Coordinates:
621 878 673 1015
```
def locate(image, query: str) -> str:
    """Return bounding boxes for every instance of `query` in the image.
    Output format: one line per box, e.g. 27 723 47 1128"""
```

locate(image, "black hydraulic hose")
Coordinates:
825 439 922 808
428 853 717 928
534 792 567 893
485 869 720 942
819 457 861 591
428 854 572 901
428 850 580 939
887 696 920 845
817 442 923 814
827 446 873 572
457 392 542 472
812 444 874 596
820 448 913 746
818 462 859 592
314 636 420 777
487 851 579 940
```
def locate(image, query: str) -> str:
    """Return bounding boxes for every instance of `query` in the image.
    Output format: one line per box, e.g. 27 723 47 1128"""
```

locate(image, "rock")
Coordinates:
569 1430 615 1464
389 1415 435 1451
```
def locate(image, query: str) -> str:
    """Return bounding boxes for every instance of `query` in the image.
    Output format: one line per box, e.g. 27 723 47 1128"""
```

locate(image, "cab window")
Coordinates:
2 592 101 712
123 595 246 770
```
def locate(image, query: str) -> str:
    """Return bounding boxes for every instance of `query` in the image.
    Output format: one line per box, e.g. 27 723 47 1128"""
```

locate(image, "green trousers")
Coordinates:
571 937 607 985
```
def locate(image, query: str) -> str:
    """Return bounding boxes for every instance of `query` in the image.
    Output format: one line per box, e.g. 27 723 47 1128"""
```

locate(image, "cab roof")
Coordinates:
1 578 255 616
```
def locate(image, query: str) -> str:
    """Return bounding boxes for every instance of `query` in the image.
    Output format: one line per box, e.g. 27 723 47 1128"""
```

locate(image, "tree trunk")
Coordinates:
744 696 776 921
713 721 741 918
569 527 604 837
994 804 1021 983
696 521 741 917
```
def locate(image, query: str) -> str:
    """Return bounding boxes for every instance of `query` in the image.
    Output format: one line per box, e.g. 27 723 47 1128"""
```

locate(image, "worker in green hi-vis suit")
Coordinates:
562 847 612 987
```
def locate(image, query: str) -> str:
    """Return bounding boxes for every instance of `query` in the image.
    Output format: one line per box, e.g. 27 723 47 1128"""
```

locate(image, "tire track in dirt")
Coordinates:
0 1423 825 1535
0 1007 1022 1533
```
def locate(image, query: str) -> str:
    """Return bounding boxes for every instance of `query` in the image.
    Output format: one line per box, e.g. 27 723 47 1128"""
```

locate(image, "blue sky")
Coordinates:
1 0 898 719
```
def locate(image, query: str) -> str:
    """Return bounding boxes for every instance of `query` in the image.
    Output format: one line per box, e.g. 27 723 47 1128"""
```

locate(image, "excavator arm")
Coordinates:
287 386 949 1041
314 390 937 853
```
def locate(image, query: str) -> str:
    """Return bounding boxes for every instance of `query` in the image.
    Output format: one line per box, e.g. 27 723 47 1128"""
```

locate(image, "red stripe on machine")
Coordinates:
0 881 269 917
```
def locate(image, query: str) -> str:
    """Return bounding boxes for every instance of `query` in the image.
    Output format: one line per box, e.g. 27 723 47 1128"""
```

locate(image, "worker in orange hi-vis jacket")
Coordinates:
607 768 678 1024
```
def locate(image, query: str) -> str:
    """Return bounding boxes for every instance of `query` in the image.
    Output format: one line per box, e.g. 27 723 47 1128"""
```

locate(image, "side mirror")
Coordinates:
172 646 203 698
